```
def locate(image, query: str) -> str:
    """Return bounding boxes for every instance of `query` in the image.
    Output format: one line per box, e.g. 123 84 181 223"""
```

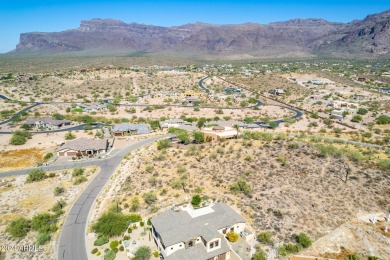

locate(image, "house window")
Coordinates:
215 241 219 247
210 243 214 249
230 227 234 231
189 241 194 247
180 244 182 247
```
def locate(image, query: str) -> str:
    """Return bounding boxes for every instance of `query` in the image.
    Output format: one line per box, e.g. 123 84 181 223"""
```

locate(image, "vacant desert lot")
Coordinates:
99 136 390 259
0 166 98 260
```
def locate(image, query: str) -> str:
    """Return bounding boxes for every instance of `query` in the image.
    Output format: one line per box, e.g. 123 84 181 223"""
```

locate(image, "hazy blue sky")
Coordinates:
1 0 389 53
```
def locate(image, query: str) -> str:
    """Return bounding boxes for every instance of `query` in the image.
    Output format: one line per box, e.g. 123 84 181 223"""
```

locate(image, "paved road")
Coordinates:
0 135 172 260
56 135 172 260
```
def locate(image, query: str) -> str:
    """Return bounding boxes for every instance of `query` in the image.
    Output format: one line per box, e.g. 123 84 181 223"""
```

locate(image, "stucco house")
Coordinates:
201 126 238 141
25 117 72 129
57 138 109 157
150 203 254 260
111 123 151 136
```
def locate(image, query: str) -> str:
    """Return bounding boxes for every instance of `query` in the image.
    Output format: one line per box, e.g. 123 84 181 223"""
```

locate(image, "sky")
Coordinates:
0 0 389 53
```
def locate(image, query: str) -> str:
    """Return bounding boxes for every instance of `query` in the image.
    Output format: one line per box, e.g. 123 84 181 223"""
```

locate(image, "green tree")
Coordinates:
6 217 31 238
130 197 140 212
191 195 202 207
36 232 51 245
197 118 206 128
134 246 151 260
149 120 160 131
192 131 205 143
53 113 65 120
10 134 27 145
268 122 277 129
177 131 191 144
31 213 57 233
230 177 252 197
27 169 47 182
92 211 133 237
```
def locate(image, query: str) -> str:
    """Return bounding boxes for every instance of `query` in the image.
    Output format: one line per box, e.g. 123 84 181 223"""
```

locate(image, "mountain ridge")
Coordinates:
13 10 390 57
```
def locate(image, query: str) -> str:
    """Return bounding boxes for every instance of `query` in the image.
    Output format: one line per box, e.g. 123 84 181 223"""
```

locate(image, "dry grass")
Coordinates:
0 148 44 172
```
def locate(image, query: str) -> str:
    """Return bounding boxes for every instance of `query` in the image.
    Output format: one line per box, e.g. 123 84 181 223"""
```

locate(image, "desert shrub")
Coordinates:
348 254 358 260
94 235 109 246
31 213 57 233
91 248 98 254
376 159 390 170
134 246 151 260
72 167 85 177
367 256 379 260
277 156 287 166
177 131 191 144
73 175 87 185
92 212 133 237
193 131 205 143
143 192 157 205
226 231 239 242
36 232 51 245
27 169 46 182
6 217 31 238
110 240 119 250
157 139 171 150
128 214 142 223
130 197 140 212
357 108 368 115
376 115 390 124
294 233 312 248
103 249 116 260
153 251 159 257
119 245 124 251
44 152 53 160
315 144 342 158
244 131 273 141
252 246 267 260
65 131 76 140
52 199 66 212
96 251 101 256
9 130 32 145
257 232 272 244
230 177 252 197
140 221 145 227
54 186 65 196
277 243 302 256
244 155 252 161
191 195 202 207
351 115 362 122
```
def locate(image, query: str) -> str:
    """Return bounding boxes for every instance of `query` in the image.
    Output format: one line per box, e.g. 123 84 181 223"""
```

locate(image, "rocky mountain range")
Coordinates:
13 9 390 57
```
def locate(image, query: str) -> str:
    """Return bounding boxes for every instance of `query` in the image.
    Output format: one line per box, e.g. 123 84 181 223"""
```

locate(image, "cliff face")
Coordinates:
14 10 390 57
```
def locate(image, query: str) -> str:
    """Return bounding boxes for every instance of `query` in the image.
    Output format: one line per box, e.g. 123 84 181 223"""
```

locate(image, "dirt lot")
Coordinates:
0 166 99 260
98 137 390 259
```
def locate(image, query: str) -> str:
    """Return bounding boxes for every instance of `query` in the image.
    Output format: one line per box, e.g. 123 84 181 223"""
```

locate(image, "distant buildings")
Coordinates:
150 203 254 260
77 103 107 113
111 123 151 136
201 126 238 141
24 117 71 129
269 89 285 95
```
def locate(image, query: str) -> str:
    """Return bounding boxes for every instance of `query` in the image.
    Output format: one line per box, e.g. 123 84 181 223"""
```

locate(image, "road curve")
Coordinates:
57 135 172 260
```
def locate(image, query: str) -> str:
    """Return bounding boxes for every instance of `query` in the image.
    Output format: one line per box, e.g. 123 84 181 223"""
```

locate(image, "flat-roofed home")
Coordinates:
205 120 246 129
150 203 254 260
111 123 151 136
78 103 107 113
269 89 285 95
160 119 191 129
25 117 72 129
201 126 237 141
57 138 109 157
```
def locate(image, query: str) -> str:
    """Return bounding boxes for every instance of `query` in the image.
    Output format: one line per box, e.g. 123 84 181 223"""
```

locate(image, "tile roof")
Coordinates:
58 138 108 152
111 123 151 134
151 203 246 247
25 117 71 126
